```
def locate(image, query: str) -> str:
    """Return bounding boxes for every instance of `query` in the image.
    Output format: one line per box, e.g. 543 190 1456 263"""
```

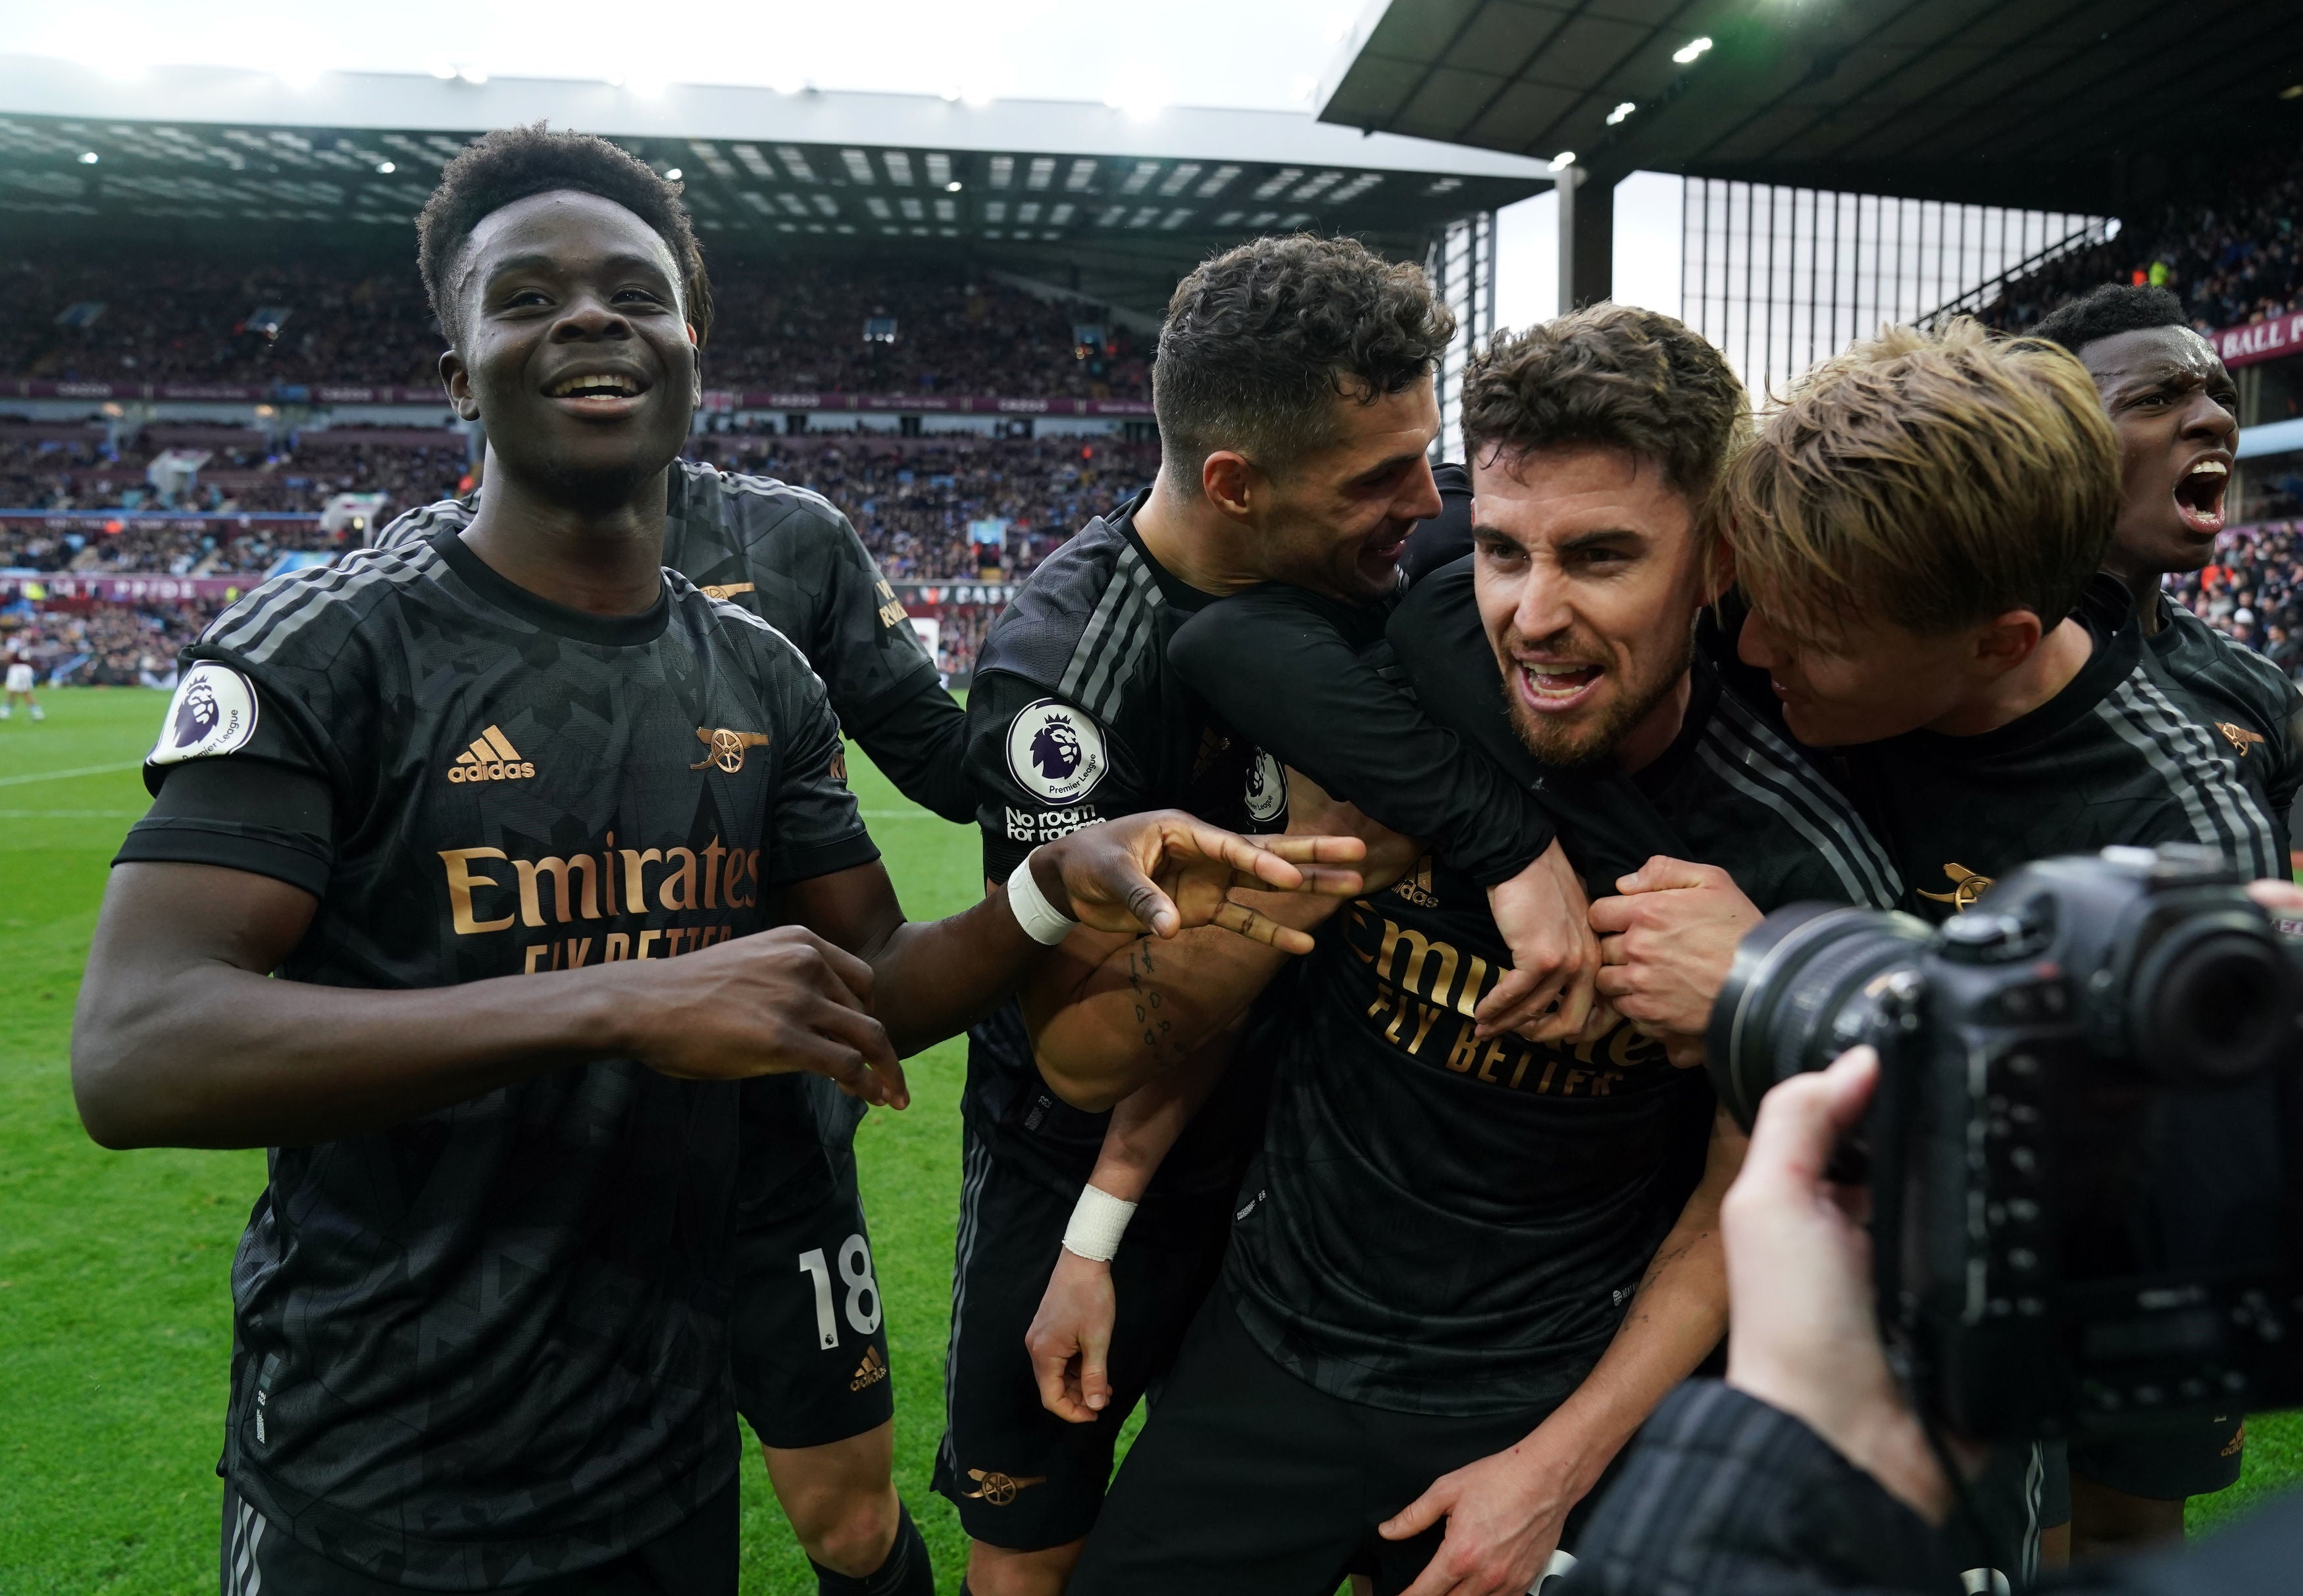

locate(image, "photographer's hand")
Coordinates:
1722 1047 1952 1524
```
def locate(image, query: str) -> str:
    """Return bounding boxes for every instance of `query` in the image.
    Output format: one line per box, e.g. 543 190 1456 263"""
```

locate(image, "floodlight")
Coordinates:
665 167 683 181
946 181 963 193
1607 101 1635 124
376 161 395 174
1548 151 1575 172
78 151 99 164
1672 36 1713 64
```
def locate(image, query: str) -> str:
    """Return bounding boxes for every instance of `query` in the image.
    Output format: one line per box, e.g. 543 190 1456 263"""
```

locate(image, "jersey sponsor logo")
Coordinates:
2215 720 2267 758
1244 748 1287 824
1917 860 1993 910
849 1346 889 1392
447 724 535 784
1346 906 1667 1095
1005 697 1106 803
1005 803 1100 844
437 834 764 976
961 1468 1046 1505
150 662 257 766
699 581 755 601
692 726 772 774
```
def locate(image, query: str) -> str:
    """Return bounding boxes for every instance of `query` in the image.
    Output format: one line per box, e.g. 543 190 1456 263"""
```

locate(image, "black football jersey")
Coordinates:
2146 596 2303 865
1809 580 2287 920
376 457 968 821
960 491 1284 1201
113 527 874 1585
1219 559 1902 1415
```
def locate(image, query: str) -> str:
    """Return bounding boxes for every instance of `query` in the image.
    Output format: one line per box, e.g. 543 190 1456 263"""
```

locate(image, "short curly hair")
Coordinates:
1460 305 1748 503
1720 318 2119 638
1153 234 1452 490
415 122 713 349
2032 282 2188 355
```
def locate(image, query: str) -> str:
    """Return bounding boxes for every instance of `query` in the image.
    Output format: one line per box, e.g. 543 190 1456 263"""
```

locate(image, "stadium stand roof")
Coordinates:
0 55 1551 314
1316 0 2303 311
1316 0 2303 214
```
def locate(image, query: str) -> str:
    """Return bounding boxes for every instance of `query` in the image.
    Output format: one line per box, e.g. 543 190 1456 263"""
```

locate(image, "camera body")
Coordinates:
1710 845 2303 1441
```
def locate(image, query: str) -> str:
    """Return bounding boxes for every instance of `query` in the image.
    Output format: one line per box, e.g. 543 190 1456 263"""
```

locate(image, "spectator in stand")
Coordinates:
1980 143 2303 339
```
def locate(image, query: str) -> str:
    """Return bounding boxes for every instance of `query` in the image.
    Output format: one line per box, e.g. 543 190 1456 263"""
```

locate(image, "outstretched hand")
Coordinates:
1034 810 1366 954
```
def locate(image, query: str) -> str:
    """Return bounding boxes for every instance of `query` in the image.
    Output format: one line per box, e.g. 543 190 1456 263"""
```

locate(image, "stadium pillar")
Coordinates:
1556 165 1614 312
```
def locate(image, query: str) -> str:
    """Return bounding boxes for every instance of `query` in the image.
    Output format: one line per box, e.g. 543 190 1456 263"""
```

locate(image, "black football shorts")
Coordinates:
728 1076 896 1452
220 1474 737 1594
1067 1285 1594 1596
930 1122 1234 1551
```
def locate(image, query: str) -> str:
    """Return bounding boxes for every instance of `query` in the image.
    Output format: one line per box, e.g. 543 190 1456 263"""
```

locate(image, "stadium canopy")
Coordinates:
1315 0 2303 305
0 55 1550 315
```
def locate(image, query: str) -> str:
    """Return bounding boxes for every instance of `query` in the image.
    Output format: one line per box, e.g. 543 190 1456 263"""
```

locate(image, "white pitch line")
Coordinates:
0 760 143 787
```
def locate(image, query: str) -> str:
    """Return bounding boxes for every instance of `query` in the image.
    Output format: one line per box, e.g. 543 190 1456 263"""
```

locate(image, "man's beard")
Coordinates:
1498 628 1694 770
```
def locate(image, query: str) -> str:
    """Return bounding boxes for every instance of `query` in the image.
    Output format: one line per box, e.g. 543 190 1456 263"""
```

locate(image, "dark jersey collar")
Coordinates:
1108 488 1223 615
1625 655 1725 794
432 525 672 647
1879 572 2142 762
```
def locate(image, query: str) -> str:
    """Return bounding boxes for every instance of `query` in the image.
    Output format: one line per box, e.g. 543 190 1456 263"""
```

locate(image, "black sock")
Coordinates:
811 1501 934 1596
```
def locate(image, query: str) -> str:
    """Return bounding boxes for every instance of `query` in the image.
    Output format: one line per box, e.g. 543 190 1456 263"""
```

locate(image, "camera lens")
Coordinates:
1706 905 1933 1128
2132 921 2299 1084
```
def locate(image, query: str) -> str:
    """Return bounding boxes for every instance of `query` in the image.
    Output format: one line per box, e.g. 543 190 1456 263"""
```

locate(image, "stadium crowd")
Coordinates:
0 599 204 687
2 429 1153 674
1981 143 2303 337
1 252 1147 399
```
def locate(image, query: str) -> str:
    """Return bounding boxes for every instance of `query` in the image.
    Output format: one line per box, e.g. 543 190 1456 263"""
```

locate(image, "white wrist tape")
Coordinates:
1007 849 1080 945
1061 1184 1138 1262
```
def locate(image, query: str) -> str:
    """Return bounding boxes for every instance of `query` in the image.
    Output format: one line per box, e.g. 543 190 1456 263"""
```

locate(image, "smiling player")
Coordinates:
71 125 1361 1596
367 134 978 1596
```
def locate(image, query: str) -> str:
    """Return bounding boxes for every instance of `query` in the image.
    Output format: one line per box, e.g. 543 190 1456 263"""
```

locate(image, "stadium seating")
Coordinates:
1 253 1148 399
1979 145 2303 337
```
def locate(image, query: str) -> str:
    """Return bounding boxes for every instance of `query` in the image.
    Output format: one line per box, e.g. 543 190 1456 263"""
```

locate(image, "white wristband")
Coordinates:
1007 849 1080 945
1061 1184 1138 1262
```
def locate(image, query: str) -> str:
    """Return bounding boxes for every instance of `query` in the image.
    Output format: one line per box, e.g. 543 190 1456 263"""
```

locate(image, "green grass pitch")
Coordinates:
0 686 2294 1593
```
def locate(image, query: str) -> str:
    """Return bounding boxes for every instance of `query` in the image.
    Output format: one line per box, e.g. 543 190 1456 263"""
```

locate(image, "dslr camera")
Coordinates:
1709 844 2303 1441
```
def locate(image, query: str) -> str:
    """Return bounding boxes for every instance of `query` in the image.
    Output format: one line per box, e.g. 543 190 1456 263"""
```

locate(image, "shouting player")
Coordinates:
1586 320 2284 1581
70 129 1359 1596
367 131 973 1596
2027 283 2302 1559
1061 305 1902 1596
940 237 1589 1595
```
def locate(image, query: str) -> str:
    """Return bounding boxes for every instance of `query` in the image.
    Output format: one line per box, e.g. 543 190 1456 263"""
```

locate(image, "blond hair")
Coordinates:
1719 318 2119 638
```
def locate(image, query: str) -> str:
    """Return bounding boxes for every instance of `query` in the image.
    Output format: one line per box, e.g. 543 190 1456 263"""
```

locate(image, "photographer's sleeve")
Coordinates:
1167 584 1557 887
1561 1382 1965 1596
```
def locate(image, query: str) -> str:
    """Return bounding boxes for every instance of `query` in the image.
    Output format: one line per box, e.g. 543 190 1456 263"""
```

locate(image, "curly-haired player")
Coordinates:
372 122 980 1596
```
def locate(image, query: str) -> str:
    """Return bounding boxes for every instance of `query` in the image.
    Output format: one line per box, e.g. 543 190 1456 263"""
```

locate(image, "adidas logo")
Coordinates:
447 725 536 784
1390 856 1439 909
849 1346 889 1392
